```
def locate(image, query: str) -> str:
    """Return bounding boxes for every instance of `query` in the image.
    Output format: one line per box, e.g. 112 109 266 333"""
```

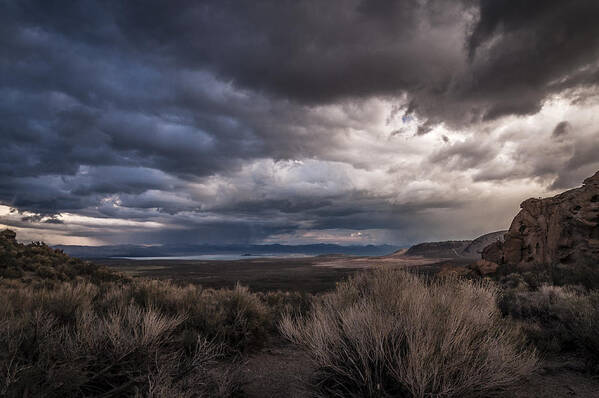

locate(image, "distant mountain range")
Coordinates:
53 231 508 260
53 243 401 258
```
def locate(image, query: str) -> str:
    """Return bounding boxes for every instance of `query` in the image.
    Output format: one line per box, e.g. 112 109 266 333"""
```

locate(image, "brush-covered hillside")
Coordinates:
1 228 599 397
0 229 311 397
0 229 121 285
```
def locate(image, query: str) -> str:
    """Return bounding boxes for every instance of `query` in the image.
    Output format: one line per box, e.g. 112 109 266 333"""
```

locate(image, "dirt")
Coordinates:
513 354 599 398
239 338 314 398
98 256 362 293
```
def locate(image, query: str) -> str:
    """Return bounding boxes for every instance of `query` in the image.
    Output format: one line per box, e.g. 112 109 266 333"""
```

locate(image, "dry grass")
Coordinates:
281 268 537 397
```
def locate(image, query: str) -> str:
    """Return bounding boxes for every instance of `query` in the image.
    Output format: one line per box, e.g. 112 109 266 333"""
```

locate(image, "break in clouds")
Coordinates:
1 0 599 245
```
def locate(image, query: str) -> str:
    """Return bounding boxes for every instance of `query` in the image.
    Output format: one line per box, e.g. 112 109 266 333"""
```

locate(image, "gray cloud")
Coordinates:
1 0 599 245
429 140 498 171
552 121 571 138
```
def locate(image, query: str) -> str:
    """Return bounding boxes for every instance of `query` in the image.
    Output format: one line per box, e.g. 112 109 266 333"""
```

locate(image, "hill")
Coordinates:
402 231 506 259
404 240 471 258
461 231 507 257
0 229 121 284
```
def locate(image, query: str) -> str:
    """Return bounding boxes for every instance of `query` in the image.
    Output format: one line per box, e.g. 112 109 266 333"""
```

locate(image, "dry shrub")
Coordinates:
258 290 313 329
200 284 270 352
281 268 537 398
126 280 270 352
497 284 599 357
0 282 247 397
499 284 577 320
0 230 289 395
561 290 599 372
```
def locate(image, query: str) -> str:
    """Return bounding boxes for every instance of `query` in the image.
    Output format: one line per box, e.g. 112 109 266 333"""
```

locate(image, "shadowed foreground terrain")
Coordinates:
2 227 599 397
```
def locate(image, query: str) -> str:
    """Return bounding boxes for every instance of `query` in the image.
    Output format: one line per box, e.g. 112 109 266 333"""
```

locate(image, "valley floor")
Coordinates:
96 253 464 293
68 255 599 397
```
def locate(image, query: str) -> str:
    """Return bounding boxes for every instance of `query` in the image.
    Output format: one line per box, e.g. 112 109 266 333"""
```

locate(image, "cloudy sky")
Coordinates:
1 0 599 246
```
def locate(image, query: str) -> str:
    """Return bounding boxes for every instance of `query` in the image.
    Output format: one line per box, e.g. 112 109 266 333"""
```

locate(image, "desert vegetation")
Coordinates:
498 274 599 373
281 268 537 398
3 229 599 396
0 230 311 396
0 279 276 396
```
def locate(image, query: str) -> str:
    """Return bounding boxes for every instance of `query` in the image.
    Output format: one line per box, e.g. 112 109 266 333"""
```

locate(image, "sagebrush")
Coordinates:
0 281 251 397
499 281 599 370
281 268 537 398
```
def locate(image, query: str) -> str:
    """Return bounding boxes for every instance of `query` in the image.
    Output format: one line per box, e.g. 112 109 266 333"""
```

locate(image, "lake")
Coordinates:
114 253 314 261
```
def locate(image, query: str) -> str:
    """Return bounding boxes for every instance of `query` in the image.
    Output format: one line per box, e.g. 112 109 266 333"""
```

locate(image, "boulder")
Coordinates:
482 171 599 270
470 259 499 275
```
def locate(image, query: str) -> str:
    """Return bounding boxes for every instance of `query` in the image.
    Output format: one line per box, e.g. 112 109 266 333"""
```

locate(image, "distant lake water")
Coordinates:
114 253 314 261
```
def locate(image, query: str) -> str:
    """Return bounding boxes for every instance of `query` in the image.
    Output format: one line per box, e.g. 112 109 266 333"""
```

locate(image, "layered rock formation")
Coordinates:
483 171 599 270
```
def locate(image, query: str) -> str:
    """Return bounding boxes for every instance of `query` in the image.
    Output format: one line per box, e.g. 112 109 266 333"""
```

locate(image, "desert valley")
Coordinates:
2 1 599 397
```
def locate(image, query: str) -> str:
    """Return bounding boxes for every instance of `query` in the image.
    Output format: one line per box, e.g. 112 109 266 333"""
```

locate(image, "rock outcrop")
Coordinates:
470 259 499 275
483 171 599 270
461 231 507 258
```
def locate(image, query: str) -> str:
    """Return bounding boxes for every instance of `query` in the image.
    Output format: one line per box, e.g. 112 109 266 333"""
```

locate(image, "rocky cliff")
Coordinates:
483 171 599 270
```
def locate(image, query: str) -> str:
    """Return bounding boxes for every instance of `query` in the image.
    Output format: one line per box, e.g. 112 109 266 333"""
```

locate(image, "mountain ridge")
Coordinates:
400 231 507 259
53 242 400 258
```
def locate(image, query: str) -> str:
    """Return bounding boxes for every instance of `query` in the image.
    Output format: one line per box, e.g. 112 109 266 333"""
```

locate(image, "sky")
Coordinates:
1 0 599 246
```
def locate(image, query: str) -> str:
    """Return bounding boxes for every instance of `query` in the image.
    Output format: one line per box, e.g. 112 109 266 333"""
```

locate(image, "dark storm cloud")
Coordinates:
84 1 599 121
462 1 599 117
5 0 599 112
2 0 599 244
